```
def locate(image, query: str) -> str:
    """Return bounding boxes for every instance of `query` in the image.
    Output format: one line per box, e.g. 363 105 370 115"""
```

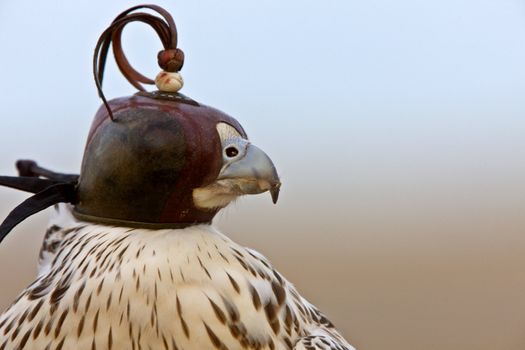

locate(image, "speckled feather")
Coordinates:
0 206 354 350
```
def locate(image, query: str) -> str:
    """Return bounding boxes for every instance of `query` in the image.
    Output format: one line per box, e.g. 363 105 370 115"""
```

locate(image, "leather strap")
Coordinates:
0 162 78 243
0 176 62 194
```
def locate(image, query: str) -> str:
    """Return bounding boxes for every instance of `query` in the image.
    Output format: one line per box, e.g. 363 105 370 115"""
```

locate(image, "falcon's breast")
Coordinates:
0 218 354 350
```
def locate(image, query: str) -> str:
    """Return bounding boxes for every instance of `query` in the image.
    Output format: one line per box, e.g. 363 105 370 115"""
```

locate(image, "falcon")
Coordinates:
0 5 356 350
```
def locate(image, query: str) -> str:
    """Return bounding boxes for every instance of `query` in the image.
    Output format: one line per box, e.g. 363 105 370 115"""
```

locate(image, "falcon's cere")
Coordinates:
0 5 355 350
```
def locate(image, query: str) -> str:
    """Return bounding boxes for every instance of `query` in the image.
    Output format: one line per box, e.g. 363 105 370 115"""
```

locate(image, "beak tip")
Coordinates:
270 183 281 204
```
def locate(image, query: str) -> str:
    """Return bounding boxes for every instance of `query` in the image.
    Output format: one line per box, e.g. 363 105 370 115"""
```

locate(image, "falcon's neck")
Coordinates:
39 204 228 278
40 221 233 280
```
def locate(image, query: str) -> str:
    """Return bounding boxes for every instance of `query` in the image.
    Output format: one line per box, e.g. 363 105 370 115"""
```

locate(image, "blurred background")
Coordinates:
1 1 525 349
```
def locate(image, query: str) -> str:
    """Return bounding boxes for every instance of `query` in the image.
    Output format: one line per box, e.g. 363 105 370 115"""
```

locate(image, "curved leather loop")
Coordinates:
93 5 182 120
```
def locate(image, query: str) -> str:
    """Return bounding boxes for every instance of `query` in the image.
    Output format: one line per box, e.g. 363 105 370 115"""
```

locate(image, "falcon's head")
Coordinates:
74 93 280 228
192 121 280 210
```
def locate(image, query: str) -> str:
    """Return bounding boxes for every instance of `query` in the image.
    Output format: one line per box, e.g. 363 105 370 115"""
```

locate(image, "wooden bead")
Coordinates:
155 71 184 92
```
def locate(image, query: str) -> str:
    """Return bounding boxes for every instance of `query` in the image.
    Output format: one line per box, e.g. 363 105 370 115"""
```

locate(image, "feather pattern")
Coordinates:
0 207 354 350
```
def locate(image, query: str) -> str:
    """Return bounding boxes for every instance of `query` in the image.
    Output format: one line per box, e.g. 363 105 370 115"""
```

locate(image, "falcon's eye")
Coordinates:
225 146 239 158
216 122 248 163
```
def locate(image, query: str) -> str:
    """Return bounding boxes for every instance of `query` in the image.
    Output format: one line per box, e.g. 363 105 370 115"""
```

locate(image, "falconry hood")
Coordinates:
0 4 281 242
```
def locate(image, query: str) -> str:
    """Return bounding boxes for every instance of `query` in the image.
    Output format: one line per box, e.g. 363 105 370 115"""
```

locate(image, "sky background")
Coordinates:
0 1 525 349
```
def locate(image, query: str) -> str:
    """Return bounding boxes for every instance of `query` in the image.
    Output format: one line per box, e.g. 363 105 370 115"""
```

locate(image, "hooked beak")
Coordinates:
218 144 281 204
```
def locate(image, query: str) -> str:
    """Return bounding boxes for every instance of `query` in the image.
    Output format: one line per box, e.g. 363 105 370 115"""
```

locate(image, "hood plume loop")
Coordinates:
94 4 184 120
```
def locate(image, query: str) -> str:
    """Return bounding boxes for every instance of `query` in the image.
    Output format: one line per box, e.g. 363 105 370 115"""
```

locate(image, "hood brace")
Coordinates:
0 160 78 243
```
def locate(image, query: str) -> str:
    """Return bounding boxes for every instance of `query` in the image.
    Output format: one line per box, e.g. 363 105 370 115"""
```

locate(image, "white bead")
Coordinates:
155 71 184 92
